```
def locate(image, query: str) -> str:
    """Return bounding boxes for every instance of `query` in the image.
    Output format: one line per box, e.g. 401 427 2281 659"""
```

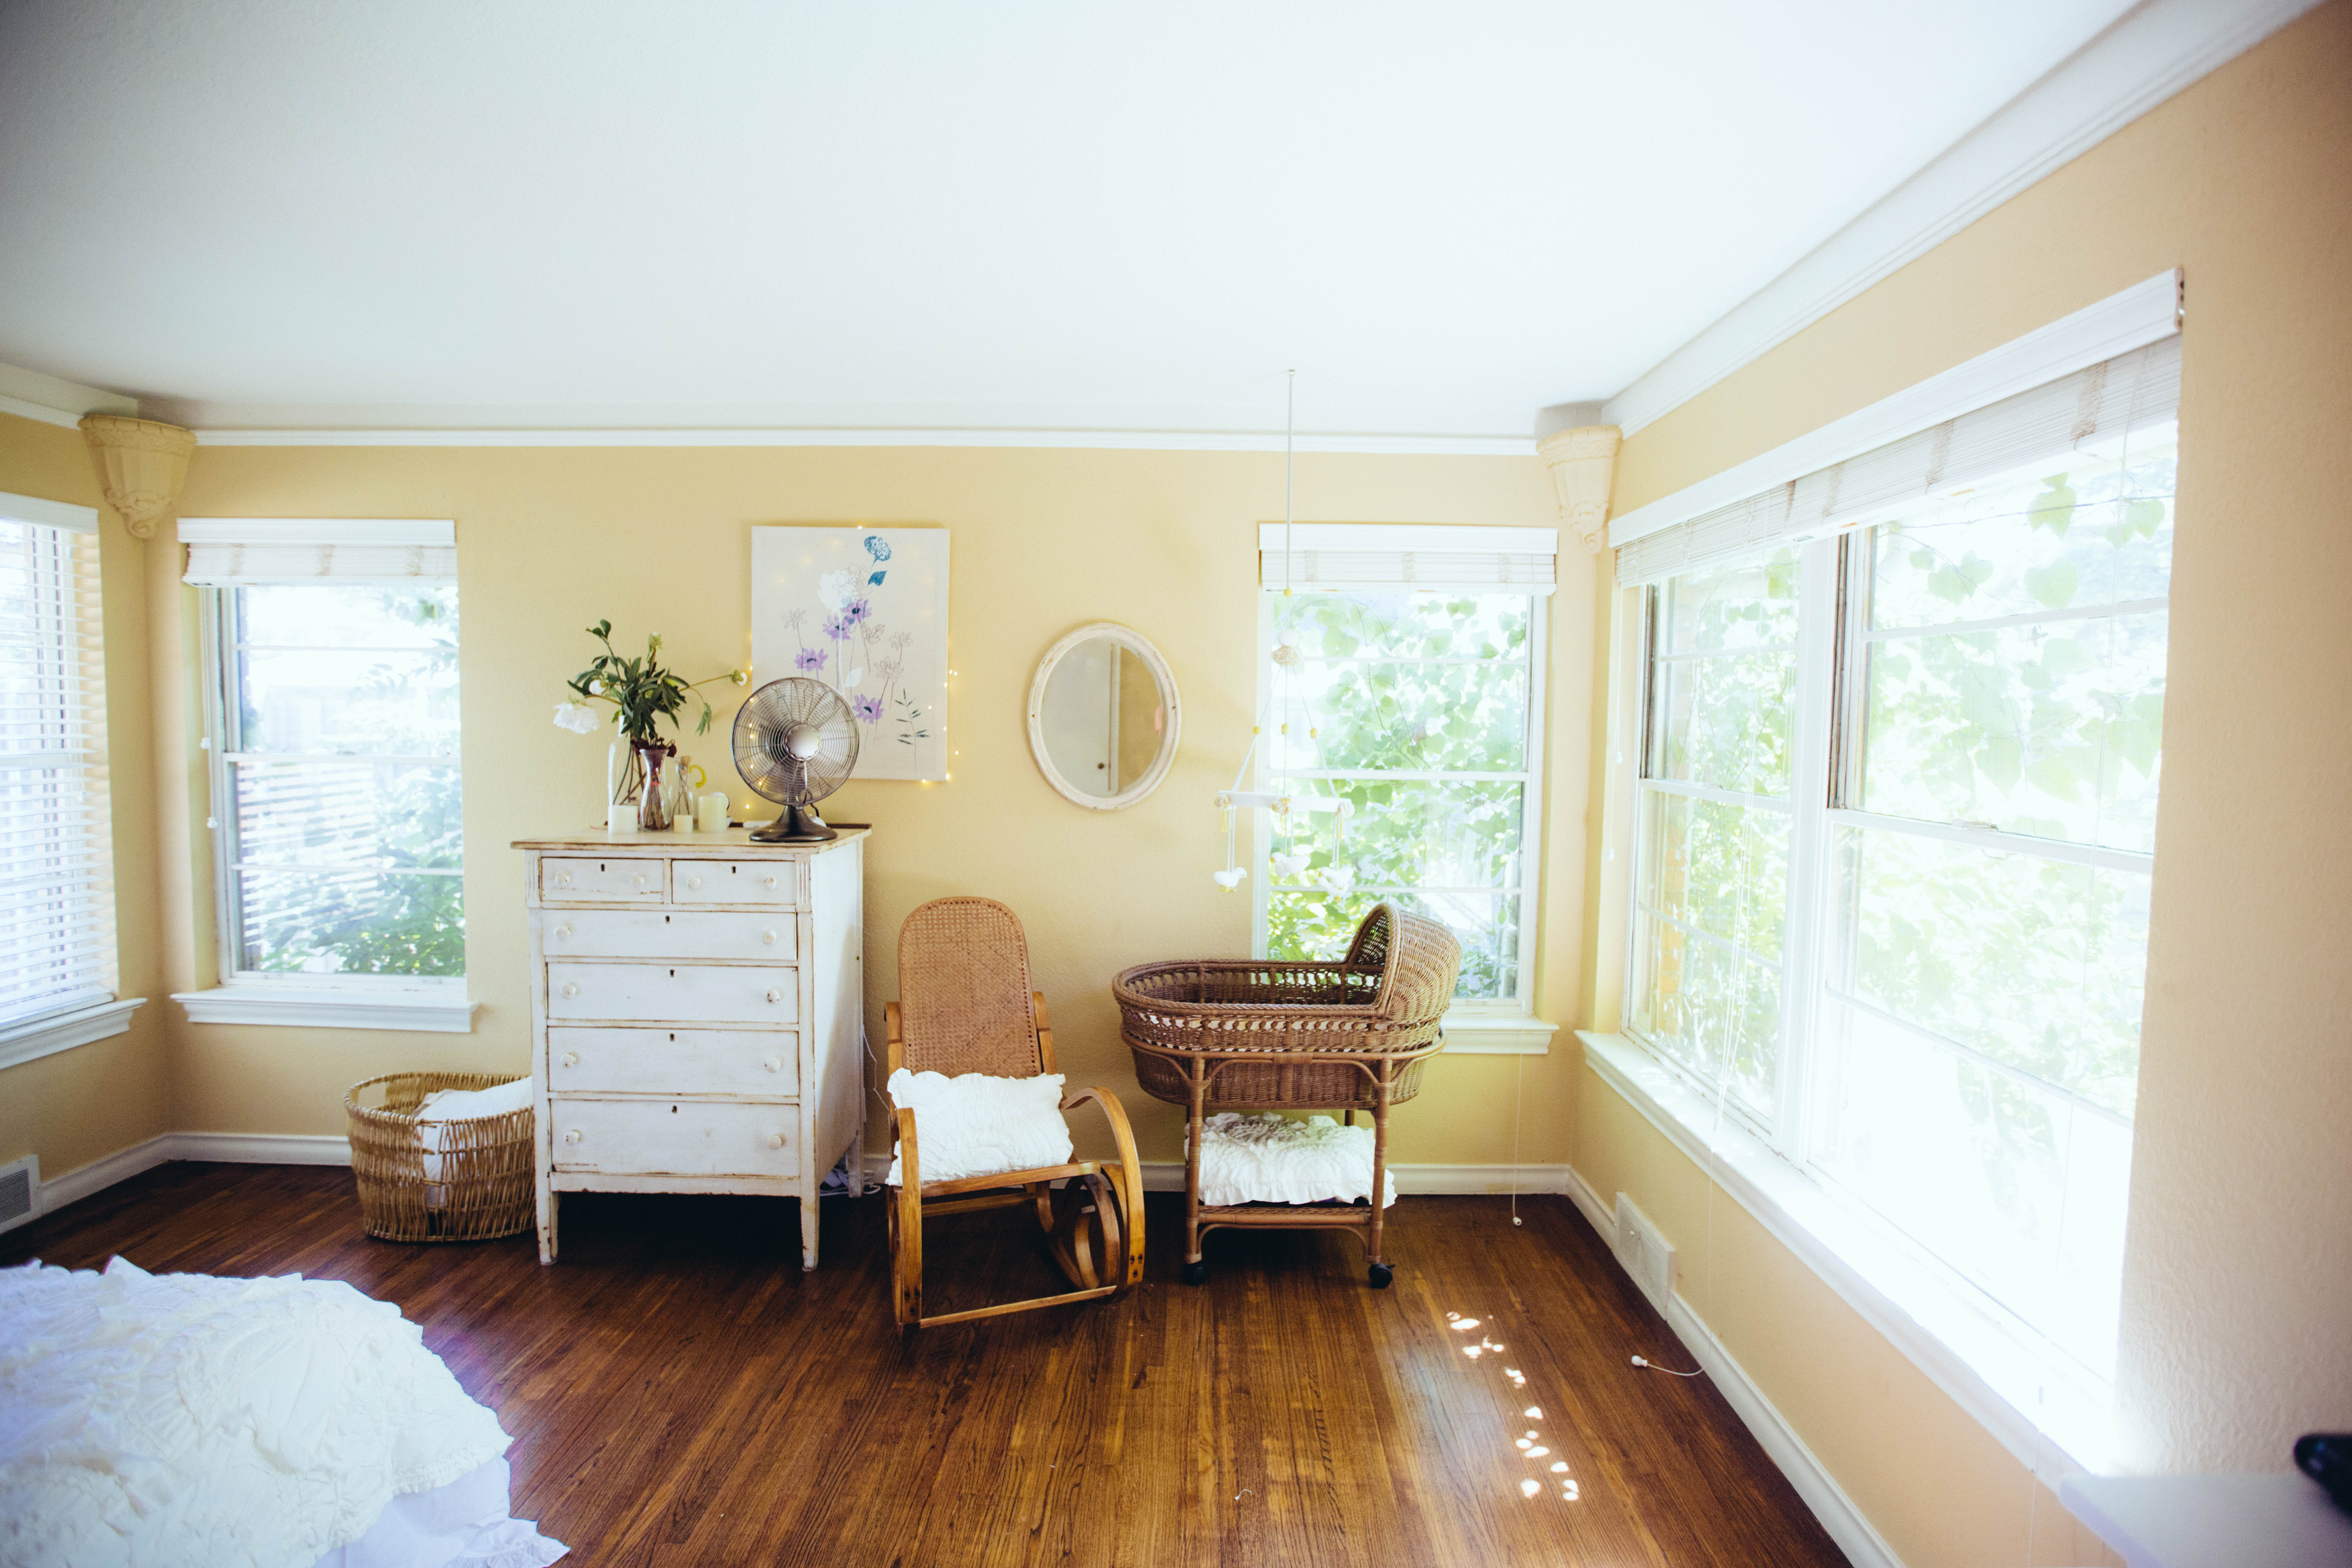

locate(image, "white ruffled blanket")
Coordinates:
1192 1113 1398 1208
0 1257 525 1568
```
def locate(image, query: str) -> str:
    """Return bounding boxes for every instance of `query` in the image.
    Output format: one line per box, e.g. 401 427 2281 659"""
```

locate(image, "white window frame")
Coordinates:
176 525 474 1032
1590 280 2188 1481
0 491 143 1069
1246 542 1553 1049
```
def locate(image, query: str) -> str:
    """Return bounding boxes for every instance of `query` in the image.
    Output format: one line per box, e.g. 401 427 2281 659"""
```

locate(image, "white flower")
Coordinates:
552 701 601 734
817 570 857 612
1271 851 1309 879
587 679 604 695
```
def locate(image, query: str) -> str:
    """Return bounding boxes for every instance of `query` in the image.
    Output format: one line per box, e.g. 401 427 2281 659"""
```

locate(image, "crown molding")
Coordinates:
1600 0 2320 440
187 424 1537 456
0 361 138 426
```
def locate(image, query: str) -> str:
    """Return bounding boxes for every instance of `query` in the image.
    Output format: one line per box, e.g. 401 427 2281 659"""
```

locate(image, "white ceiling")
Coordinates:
0 0 2143 441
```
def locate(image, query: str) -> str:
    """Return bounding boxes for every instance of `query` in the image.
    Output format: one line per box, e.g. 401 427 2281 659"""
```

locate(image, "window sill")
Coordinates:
0 996 147 1072
1576 1029 2119 1486
174 985 477 1033
1440 1013 1557 1055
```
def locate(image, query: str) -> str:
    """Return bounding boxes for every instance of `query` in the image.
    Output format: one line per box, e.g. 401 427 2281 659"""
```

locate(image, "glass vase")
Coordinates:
608 740 645 833
635 743 675 832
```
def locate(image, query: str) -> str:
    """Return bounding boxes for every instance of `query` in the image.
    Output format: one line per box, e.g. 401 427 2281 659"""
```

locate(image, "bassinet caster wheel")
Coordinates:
1183 1261 1209 1286
1368 1263 1394 1289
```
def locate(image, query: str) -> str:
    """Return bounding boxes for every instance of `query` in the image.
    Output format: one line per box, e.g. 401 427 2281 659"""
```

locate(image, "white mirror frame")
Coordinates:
1026 621 1182 811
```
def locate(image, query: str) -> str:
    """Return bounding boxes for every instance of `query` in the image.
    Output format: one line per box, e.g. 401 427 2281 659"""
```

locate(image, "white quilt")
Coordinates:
0 1257 517 1568
1192 1112 1399 1208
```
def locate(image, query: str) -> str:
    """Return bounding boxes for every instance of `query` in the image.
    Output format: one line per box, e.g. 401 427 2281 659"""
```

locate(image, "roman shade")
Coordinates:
1614 334 2181 586
181 518 457 584
1258 523 1558 594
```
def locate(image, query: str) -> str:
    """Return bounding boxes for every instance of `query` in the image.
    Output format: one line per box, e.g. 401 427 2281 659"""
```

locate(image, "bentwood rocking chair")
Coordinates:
885 898 1146 1330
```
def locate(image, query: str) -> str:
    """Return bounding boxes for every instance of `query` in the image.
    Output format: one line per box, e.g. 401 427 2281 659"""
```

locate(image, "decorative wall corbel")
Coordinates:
1536 424 1621 554
79 414 195 540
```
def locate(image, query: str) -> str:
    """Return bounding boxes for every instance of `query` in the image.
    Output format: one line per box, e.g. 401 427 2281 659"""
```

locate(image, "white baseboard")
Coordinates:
33 1131 354 1219
1561 1163 1904 1568
858 1151 1572 1196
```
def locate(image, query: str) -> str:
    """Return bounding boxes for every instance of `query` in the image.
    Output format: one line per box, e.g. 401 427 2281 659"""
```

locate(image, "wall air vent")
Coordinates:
0 1156 37 1235
1613 1192 1677 1313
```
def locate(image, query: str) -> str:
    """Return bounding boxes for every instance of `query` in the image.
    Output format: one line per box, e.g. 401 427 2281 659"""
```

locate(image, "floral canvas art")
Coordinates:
750 526 949 781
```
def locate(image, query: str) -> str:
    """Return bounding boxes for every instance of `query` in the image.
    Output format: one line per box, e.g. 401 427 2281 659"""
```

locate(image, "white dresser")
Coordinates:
515 829 866 1269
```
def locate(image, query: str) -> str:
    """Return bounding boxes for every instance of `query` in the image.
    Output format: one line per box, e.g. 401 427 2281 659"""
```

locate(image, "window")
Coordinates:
1252 525 1552 1015
0 508 117 1038
183 519 468 1022
1623 334 2178 1382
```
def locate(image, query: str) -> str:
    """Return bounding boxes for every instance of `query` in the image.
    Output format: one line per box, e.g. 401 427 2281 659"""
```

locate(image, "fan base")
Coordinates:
748 802 838 844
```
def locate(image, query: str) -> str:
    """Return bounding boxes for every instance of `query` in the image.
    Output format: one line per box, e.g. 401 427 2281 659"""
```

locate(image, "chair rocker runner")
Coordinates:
886 897 1146 1330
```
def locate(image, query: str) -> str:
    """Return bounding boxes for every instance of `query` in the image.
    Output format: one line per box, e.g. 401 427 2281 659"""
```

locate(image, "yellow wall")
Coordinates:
125 442 1585 1168
1577 4 2352 1564
0 414 173 1176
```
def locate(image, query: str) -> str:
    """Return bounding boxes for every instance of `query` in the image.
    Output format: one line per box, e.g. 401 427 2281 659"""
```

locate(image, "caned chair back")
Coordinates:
896 897 1043 1077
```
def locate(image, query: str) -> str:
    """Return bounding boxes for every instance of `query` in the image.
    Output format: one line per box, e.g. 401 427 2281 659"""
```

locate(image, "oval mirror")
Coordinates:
1027 622 1181 810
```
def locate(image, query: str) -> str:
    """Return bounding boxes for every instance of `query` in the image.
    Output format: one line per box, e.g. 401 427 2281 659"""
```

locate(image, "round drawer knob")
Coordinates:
561 1051 579 1068
762 929 778 945
561 982 580 999
556 873 573 887
766 1134 784 1150
632 873 648 887
763 875 778 889
564 1129 583 1144
552 923 572 940
687 875 704 891
765 989 782 1004
763 1055 783 1074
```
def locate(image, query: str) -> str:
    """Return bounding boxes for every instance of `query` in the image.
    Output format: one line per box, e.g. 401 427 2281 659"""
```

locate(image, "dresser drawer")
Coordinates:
548 1027 798 1096
542 909 796 962
546 961 800 1023
541 856 664 903
672 860 798 906
550 1097 796 1178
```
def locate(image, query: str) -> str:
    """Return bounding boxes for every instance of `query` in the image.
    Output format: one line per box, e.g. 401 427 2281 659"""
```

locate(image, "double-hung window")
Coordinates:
1620 325 2179 1388
0 494 133 1065
1252 525 1554 1025
181 519 471 1030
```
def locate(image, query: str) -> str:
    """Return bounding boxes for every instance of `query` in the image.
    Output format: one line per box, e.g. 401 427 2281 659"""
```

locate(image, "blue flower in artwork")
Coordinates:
794 646 826 673
852 694 884 724
864 536 891 562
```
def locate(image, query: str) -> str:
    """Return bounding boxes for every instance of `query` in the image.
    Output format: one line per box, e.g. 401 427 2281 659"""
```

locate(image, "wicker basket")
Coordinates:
345 1072 535 1243
1114 901 1462 1110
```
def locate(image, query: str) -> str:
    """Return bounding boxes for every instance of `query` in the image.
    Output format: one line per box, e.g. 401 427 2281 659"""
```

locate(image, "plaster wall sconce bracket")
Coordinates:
80 414 196 540
1535 424 1623 555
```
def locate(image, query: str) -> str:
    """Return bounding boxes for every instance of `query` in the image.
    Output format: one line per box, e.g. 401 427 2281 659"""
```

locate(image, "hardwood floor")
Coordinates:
3 1164 1848 1567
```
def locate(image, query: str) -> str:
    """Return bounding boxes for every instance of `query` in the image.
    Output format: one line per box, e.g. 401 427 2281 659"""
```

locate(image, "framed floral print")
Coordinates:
750 526 949 782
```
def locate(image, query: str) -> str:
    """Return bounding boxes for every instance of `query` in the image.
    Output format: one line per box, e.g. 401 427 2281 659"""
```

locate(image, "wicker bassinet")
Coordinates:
1114 900 1461 1111
345 1071 535 1243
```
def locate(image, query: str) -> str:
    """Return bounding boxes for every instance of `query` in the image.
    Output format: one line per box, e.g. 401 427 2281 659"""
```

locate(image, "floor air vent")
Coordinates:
1613 1192 1676 1312
0 1156 36 1235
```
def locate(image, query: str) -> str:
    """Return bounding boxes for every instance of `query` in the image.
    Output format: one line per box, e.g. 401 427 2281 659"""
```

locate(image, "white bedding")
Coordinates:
1192 1112 1399 1209
0 1257 566 1568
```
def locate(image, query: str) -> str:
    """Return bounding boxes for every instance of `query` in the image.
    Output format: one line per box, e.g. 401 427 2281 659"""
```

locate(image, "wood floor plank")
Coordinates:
2 1164 1851 1567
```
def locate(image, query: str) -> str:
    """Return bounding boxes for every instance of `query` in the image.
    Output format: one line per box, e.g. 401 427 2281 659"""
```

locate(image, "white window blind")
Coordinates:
0 513 116 1025
181 518 457 585
1259 524 1558 594
1616 336 2181 586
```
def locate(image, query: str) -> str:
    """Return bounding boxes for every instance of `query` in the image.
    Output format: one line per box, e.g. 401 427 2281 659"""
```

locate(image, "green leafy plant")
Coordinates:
557 620 745 746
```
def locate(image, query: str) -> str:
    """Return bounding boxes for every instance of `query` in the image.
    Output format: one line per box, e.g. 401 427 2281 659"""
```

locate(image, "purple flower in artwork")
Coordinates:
794 646 826 673
823 614 851 642
844 597 872 626
852 694 884 724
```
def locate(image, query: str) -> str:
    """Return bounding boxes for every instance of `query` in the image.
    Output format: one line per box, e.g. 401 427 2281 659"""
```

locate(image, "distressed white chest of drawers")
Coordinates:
515 829 866 1269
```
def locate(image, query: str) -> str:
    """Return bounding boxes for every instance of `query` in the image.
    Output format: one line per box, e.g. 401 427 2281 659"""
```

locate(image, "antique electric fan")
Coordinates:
733 677 859 843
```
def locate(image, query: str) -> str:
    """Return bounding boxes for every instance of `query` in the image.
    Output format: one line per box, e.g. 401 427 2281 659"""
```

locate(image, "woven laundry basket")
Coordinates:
345 1071 535 1242
1114 901 1461 1109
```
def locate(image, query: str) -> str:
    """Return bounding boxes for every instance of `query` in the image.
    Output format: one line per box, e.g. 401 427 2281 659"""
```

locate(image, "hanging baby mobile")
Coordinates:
1214 371 1350 890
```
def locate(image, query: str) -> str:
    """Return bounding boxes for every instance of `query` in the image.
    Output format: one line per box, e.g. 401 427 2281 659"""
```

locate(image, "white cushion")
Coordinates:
1192 1112 1397 1208
883 1068 1072 1187
413 1078 531 1207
